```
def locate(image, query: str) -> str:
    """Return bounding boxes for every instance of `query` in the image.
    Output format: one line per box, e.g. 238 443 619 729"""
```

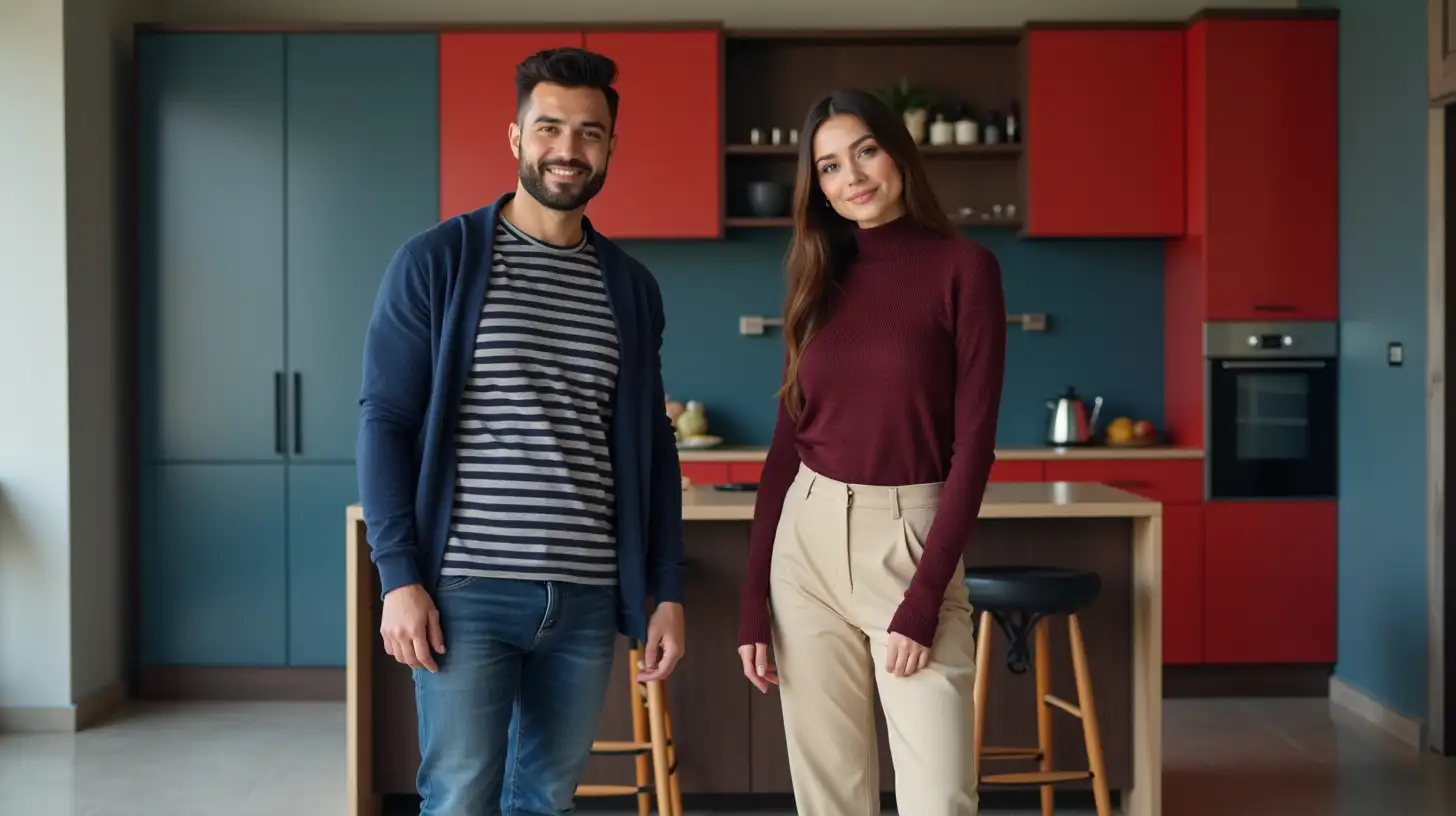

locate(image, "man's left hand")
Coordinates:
637 601 685 682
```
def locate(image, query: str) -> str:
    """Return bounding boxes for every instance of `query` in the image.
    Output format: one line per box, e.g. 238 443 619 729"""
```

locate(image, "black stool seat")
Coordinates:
964 566 1102 675
963 566 1102 615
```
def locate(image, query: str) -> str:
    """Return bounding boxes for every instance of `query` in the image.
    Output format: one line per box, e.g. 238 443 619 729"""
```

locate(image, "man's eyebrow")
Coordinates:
530 114 608 131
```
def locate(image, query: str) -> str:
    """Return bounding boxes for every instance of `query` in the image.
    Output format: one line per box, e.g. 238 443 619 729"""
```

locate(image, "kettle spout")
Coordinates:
1087 396 1105 436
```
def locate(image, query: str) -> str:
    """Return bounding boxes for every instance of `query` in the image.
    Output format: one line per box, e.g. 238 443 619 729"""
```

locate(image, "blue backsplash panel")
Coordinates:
619 228 1167 446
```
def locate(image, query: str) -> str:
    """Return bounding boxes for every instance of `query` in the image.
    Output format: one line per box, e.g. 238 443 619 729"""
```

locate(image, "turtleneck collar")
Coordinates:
851 213 936 261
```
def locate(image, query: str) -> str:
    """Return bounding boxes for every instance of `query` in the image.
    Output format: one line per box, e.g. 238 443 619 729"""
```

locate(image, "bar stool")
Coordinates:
574 640 683 816
965 566 1111 816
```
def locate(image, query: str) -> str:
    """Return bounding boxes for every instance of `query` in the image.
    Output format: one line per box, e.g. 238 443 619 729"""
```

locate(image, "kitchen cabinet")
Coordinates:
138 31 437 667
439 31 584 219
580 30 722 238
1203 500 1337 664
138 32 285 463
1183 16 1339 320
991 460 1045 482
439 29 722 238
1432 0 1456 105
1022 26 1185 237
1044 459 1205 663
140 464 289 666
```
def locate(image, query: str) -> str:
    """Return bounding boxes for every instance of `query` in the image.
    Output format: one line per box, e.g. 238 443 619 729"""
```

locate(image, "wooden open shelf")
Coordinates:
726 216 1023 229
722 30 1025 228
726 143 1022 157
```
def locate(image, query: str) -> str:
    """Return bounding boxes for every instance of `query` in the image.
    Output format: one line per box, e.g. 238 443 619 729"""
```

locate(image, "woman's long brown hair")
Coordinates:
777 88 956 417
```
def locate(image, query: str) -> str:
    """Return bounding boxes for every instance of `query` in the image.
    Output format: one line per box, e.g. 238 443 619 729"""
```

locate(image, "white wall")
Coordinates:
0 0 148 727
153 0 1295 27
0 0 75 717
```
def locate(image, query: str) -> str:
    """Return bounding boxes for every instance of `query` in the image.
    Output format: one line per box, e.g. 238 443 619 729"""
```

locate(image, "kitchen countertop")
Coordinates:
677 444 1203 462
681 480 1163 522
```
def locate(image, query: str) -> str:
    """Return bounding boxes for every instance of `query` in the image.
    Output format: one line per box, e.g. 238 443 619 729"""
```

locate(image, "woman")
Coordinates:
735 88 1006 816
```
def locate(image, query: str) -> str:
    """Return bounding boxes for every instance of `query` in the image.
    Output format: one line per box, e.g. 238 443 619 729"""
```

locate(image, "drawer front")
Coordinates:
990 460 1045 482
728 461 765 483
1042 459 1203 504
681 462 730 485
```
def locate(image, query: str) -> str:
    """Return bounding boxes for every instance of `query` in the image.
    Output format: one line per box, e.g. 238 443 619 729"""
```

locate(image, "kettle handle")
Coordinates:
1088 396 1105 435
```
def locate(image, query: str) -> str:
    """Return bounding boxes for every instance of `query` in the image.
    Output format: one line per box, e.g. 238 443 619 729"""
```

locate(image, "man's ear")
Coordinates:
508 122 521 161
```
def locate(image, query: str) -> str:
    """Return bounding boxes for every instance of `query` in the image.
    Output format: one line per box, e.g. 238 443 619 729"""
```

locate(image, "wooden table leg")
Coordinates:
1126 514 1163 816
347 514 380 816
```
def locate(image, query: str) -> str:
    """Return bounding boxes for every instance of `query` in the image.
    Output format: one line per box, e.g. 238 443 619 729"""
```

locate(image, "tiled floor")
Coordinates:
0 697 1453 815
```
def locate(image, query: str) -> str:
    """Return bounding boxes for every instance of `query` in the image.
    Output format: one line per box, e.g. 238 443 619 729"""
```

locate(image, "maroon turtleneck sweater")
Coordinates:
737 215 1006 649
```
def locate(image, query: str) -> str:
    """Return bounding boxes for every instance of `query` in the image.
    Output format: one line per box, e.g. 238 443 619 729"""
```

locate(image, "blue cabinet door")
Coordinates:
140 463 288 665
285 463 360 666
284 33 440 462
137 33 287 463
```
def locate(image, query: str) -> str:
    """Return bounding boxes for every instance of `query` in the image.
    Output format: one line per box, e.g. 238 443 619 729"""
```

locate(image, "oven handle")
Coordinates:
1218 361 1329 370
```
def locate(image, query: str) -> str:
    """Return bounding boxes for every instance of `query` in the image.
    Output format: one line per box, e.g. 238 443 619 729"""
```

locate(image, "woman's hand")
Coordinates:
737 642 780 693
885 632 931 677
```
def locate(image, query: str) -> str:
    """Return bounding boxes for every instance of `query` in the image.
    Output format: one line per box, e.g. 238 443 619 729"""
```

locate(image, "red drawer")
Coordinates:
729 462 764 483
990 460 1045 482
680 462 730 485
1042 459 1203 505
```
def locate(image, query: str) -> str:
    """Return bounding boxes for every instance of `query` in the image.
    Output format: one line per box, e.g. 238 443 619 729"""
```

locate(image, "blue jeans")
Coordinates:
413 575 619 815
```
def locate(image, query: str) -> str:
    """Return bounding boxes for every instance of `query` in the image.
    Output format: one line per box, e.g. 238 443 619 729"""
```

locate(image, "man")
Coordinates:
356 47 686 816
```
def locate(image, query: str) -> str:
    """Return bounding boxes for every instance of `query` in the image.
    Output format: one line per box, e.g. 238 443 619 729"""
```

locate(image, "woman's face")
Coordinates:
811 113 905 228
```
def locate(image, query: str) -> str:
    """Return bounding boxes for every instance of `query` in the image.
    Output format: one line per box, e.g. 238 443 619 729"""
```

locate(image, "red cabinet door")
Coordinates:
439 32 585 220
1042 459 1204 505
1203 500 1337 663
1161 504 1205 665
1023 27 1185 237
580 30 722 239
1196 18 1338 320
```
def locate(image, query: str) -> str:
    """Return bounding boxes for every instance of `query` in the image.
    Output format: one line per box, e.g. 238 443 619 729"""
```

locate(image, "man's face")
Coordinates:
510 82 614 212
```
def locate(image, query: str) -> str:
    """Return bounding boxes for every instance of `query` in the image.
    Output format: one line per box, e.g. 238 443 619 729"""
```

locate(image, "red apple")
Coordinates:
1132 420 1155 439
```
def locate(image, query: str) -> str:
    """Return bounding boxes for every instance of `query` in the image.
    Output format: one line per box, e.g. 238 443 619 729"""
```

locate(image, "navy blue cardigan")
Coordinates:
356 194 684 641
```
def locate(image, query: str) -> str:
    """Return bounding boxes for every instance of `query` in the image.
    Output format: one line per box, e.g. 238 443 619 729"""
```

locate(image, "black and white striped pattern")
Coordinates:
440 216 621 587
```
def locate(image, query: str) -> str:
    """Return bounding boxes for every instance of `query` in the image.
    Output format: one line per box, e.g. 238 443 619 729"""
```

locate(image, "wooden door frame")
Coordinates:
1426 99 1446 755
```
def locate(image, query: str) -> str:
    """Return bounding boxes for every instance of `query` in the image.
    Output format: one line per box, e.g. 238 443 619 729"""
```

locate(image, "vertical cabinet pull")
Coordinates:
274 371 285 454
293 372 303 455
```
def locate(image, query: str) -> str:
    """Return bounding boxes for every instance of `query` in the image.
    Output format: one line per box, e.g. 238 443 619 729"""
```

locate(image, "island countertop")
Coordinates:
682 481 1162 522
678 444 1203 463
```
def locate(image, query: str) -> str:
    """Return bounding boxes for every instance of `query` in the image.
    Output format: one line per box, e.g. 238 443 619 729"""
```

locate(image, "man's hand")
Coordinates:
380 583 444 673
885 631 930 678
637 601 685 682
737 642 779 693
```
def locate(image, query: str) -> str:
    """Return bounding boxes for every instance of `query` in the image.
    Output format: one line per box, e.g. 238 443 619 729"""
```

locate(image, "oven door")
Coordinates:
1206 358 1338 499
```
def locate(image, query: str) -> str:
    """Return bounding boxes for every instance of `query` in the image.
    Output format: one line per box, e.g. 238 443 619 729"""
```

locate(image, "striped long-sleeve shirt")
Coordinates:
439 215 621 587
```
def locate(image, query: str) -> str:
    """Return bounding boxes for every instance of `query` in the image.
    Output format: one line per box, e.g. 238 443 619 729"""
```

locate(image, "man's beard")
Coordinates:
519 157 607 212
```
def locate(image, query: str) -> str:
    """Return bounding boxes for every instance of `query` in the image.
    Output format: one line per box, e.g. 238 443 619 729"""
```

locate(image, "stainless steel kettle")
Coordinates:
1046 387 1104 446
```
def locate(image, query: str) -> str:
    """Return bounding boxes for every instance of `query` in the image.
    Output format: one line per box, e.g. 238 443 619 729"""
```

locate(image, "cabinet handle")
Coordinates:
293 372 302 455
274 371 285 454
1109 479 1151 489
1253 304 1297 313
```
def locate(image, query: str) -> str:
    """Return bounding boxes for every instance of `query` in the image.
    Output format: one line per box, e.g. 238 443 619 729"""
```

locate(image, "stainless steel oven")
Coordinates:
1204 321 1338 500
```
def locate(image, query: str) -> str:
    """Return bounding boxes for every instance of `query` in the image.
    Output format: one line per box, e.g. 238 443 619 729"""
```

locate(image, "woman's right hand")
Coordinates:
737 643 780 693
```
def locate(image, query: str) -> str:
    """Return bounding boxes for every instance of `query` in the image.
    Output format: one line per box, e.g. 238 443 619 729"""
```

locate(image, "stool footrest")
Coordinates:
576 784 647 797
980 746 1044 761
981 770 1093 786
1043 693 1083 719
589 740 654 755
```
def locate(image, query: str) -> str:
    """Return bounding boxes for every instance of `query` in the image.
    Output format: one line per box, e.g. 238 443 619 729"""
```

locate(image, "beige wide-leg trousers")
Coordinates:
769 463 980 816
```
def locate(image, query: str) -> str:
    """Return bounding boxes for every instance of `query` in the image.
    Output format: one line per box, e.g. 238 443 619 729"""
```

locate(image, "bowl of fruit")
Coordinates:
1104 416 1159 447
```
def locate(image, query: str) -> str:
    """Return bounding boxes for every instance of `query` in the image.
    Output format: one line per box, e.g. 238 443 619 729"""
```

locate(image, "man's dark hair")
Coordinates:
515 48 620 128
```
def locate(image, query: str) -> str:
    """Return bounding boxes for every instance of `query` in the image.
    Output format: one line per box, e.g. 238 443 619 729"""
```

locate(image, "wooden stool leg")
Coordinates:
1067 614 1112 816
971 610 993 783
628 648 651 816
646 679 674 816
1034 618 1055 816
664 699 683 816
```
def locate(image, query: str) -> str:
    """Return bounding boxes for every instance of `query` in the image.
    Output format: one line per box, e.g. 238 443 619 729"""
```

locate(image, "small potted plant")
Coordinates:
874 77 936 144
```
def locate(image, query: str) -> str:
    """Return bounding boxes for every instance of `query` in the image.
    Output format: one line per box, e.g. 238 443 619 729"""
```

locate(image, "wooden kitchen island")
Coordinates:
346 482 1162 816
